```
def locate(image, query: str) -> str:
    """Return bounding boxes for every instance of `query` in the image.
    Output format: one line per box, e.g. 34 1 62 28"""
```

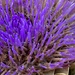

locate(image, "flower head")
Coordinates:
0 0 75 74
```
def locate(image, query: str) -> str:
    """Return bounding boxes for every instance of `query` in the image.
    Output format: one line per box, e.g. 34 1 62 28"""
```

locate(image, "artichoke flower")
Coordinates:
0 0 75 75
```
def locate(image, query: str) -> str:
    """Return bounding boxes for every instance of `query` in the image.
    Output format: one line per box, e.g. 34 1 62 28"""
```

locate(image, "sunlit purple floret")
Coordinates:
0 0 75 74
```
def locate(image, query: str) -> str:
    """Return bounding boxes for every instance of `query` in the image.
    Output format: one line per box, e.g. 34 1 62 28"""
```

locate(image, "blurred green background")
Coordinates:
69 68 75 75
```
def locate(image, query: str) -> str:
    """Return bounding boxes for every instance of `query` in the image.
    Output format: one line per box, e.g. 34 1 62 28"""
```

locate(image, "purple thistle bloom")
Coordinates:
0 0 75 74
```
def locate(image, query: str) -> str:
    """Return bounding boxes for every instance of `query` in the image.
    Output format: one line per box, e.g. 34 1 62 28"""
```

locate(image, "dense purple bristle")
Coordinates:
0 0 75 75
